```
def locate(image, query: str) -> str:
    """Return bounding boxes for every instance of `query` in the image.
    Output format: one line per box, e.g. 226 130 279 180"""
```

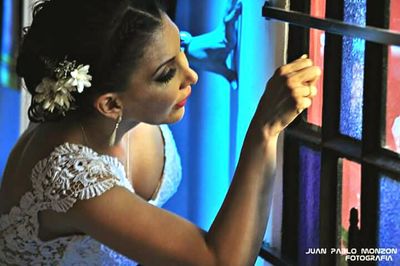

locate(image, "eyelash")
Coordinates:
156 68 177 84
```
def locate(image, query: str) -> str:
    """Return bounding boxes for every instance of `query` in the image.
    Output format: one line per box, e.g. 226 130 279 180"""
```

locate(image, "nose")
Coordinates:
186 67 198 86
180 53 198 89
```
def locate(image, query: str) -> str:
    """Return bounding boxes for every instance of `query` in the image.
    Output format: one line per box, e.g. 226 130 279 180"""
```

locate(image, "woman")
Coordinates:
0 0 320 265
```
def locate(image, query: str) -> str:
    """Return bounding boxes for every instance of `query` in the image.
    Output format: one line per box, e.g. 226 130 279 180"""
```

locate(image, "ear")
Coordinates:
94 93 123 119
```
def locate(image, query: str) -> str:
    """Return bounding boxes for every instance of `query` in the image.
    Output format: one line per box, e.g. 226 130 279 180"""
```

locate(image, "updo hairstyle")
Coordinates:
16 0 164 122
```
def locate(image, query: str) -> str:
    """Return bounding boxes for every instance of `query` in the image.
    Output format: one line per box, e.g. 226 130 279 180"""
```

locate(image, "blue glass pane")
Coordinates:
378 176 400 265
340 0 366 140
298 146 321 265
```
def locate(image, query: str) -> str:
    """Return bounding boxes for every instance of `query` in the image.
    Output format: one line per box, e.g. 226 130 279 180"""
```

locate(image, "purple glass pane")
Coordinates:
339 0 366 140
378 176 400 265
298 146 321 265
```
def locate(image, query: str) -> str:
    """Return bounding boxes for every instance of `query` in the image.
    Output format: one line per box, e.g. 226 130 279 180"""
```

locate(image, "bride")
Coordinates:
0 0 320 265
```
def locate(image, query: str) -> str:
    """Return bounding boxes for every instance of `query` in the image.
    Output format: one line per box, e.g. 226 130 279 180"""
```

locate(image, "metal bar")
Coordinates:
285 122 321 147
262 3 400 46
281 137 300 261
364 154 400 178
319 151 338 266
286 129 400 176
359 0 388 251
319 0 343 144
323 138 362 163
259 242 294 266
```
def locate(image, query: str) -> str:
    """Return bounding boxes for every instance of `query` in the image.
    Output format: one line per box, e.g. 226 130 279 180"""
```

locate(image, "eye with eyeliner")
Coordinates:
155 68 177 84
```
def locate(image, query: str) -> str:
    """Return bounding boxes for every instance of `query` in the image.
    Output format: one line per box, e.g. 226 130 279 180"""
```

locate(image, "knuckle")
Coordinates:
305 98 312 107
304 58 313 66
276 66 286 76
296 98 312 110
290 89 297 98
311 86 318 97
309 86 317 98
313 66 322 76
285 76 296 88
284 78 291 88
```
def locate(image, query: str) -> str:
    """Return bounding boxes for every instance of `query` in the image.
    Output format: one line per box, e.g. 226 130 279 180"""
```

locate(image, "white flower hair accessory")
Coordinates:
33 59 92 115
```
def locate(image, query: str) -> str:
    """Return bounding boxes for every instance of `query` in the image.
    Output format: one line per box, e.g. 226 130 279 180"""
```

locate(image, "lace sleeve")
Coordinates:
32 143 127 213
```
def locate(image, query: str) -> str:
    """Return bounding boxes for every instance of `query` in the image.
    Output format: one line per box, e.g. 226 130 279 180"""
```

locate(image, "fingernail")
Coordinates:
300 54 308 59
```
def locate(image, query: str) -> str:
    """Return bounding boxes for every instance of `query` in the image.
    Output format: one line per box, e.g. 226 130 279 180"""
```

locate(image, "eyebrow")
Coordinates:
153 56 176 77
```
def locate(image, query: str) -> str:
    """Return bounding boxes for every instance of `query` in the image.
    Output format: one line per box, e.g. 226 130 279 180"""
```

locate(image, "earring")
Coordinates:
109 114 122 147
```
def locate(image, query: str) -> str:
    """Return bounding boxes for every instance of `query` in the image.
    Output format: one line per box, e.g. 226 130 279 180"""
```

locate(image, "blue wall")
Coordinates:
165 0 232 230
0 0 20 179
0 87 20 177
164 2 284 264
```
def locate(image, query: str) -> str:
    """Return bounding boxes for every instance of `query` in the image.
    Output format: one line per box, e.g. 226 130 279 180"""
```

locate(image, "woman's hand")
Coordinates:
253 55 321 138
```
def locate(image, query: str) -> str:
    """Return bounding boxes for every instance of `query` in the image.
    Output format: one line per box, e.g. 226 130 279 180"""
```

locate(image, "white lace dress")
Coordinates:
0 125 182 265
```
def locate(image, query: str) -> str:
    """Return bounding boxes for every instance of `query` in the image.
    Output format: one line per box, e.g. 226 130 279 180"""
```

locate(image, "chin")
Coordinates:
166 107 185 124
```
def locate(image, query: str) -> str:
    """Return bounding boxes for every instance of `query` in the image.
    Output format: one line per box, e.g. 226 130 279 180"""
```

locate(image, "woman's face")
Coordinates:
121 13 198 125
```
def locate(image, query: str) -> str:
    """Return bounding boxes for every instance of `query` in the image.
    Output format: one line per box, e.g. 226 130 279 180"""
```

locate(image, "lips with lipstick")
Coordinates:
176 88 191 108
176 99 187 108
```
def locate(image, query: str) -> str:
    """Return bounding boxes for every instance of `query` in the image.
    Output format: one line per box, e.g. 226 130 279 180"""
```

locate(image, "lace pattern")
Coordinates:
0 143 128 265
0 125 181 265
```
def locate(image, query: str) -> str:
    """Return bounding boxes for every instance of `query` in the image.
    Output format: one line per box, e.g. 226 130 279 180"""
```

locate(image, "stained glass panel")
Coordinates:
339 0 366 140
339 160 361 250
307 0 326 126
298 146 321 265
378 176 400 265
384 0 400 153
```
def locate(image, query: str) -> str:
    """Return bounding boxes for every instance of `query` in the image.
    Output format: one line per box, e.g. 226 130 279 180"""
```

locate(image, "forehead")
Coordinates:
140 14 180 71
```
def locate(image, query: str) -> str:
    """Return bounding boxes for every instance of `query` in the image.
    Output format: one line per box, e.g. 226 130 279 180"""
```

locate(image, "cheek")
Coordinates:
143 88 178 115
156 83 181 107
125 83 181 123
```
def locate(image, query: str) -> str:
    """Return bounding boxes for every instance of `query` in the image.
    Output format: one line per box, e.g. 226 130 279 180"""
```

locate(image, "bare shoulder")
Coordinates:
0 122 79 216
130 123 163 140
129 123 164 160
0 123 55 214
128 123 165 200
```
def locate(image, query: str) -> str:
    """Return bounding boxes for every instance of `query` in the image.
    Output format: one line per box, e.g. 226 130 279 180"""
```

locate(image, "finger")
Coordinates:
291 85 317 98
294 89 315 114
296 54 308 60
308 73 321 86
287 66 321 86
295 97 313 111
277 56 314 76
308 85 318 98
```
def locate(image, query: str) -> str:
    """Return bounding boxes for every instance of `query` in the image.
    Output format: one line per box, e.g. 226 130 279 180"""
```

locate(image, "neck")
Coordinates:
67 111 139 154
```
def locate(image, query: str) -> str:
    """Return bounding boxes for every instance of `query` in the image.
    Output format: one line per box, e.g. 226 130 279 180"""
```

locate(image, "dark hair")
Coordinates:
17 0 164 122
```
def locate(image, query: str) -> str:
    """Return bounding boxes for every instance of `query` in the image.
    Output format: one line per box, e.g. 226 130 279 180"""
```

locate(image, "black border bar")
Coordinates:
262 2 400 46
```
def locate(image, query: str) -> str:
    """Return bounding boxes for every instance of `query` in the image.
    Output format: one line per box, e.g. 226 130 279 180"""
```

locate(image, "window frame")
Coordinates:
260 0 400 264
